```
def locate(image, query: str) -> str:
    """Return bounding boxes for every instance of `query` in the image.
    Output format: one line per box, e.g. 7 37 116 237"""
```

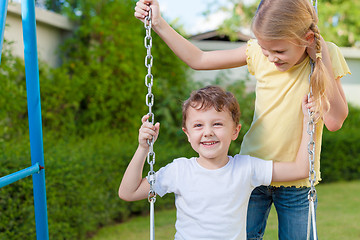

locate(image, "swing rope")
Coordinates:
306 2 318 239
144 8 156 240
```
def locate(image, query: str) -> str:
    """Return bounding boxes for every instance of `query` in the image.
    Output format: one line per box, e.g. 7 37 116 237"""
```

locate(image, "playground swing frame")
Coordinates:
0 0 49 240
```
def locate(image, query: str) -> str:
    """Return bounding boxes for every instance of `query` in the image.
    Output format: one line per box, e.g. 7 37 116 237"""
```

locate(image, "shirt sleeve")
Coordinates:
246 39 256 75
152 159 181 197
327 42 351 79
249 156 273 187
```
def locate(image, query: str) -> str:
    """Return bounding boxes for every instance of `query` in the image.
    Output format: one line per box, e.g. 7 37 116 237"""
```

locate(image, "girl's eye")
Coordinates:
194 124 202 128
276 50 285 54
214 122 223 126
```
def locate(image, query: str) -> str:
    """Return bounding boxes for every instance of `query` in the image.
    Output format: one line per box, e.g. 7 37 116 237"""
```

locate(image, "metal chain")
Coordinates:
306 60 317 240
307 2 318 240
144 8 156 240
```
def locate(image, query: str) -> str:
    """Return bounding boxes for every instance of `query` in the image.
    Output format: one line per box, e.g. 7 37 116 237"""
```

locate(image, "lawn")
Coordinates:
90 181 360 239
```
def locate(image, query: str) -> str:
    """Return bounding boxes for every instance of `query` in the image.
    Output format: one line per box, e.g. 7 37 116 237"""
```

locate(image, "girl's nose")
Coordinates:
268 54 279 63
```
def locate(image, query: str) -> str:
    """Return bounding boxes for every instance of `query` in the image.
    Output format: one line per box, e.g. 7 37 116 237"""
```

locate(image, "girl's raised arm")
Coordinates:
135 0 248 70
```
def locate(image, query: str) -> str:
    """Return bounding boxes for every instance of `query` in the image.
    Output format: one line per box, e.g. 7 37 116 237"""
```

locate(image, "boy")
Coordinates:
119 85 312 240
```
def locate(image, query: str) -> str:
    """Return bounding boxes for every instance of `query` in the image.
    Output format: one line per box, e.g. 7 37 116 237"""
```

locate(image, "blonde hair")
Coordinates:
252 0 330 119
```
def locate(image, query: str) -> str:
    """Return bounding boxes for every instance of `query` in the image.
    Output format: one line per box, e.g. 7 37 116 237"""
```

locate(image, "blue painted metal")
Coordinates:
0 0 9 64
21 0 49 239
0 163 40 188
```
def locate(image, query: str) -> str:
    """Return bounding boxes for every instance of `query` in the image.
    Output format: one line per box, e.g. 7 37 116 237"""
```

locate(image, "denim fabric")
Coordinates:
247 185 318 240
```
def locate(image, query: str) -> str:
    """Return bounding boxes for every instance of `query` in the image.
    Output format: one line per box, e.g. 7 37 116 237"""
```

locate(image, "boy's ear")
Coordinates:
232 124 242 141
182 127 190 142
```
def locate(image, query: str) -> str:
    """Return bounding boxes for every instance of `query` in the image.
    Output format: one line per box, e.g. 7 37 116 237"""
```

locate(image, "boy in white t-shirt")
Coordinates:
119 85 313 240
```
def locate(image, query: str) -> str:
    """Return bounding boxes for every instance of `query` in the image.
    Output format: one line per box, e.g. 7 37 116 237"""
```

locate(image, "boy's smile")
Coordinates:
182 106 241 169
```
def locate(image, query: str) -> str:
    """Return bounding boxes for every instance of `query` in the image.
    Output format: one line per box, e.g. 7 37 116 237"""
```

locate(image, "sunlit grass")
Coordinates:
91 181 360 239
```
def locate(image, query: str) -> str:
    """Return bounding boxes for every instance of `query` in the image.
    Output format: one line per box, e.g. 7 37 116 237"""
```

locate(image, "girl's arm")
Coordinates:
307 36 348 131
118 115 160 201
134 0 248 70
272 95 312 182
320 38 348 131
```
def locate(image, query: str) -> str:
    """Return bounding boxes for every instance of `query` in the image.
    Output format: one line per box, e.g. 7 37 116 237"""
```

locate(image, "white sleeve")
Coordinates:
152 159 181 197
250 156 273 187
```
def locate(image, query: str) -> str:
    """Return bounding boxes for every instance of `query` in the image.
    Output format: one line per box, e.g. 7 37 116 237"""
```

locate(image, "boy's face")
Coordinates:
182 106 241 168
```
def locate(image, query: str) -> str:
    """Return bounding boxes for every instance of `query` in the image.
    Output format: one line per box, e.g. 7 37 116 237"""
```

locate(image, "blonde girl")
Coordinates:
134 0 350 239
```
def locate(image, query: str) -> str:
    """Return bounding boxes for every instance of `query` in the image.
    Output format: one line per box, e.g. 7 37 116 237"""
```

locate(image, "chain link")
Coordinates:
307 59 317 240
144 8 156 204
307 59 317 201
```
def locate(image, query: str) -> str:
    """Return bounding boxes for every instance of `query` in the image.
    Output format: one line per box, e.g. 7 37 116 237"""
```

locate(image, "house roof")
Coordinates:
189 30 251 42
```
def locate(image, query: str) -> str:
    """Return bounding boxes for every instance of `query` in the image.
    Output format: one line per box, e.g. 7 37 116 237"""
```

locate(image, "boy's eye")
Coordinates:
275 50 285 54
214 122 223 126
194 124 202 128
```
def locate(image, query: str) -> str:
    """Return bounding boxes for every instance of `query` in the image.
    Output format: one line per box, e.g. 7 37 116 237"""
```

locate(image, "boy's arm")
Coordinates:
134 0 248 70
272 95 312 182
118 116 160 201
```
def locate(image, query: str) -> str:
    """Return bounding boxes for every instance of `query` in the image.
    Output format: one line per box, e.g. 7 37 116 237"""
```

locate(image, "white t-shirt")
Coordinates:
153 154 273 240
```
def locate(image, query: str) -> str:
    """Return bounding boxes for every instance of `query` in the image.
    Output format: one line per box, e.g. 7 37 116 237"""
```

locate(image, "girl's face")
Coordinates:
257 37 308 72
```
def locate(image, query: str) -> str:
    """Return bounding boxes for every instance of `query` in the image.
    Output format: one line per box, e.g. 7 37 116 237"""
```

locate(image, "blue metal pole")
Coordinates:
21 0 49 239
0 163 41 188
0 0 9 64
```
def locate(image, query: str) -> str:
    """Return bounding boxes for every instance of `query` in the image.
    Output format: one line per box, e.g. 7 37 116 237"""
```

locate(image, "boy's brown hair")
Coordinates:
182 85 241 128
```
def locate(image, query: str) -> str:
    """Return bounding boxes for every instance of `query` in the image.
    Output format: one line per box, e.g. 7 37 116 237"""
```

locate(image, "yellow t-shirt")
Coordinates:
240 39 351 187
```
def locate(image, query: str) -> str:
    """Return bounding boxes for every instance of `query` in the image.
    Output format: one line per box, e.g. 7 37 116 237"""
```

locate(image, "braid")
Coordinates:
310 23 322 57
309 22 330 120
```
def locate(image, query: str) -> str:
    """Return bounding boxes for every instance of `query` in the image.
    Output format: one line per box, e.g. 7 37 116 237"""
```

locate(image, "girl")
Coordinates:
134 0 350 239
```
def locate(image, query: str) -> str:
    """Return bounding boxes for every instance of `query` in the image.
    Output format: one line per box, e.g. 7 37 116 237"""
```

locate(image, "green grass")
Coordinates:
90 181 360 239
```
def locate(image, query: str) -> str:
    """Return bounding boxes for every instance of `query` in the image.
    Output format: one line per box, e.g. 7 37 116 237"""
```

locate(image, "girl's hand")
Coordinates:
134 0 161 26
138 115 160 149
302 95 319 121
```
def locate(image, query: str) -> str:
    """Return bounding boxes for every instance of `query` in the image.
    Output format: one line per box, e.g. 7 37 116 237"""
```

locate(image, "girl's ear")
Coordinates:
305 31 315 45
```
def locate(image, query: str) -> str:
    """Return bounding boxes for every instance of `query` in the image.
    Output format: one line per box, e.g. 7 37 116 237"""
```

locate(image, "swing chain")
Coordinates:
144 8 156 204
306 59 317 240
307 60 317 202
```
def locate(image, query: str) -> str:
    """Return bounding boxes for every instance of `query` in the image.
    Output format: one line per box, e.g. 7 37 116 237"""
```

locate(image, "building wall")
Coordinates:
4 1 74 67
190 40 360 107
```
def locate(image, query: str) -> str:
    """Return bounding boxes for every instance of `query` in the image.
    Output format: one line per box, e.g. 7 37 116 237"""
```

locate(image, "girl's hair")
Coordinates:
252 0 330 119
182 86 241 128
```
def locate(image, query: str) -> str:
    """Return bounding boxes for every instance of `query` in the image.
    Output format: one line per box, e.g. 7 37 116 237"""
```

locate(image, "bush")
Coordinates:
321 104 360 182
0 132 182 239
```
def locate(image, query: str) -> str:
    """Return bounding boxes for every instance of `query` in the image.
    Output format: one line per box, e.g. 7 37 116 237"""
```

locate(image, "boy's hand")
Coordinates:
139 115 160 149
134 0 161 26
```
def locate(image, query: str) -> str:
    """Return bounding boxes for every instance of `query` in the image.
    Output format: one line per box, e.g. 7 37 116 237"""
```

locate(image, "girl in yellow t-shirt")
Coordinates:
135 0 350 239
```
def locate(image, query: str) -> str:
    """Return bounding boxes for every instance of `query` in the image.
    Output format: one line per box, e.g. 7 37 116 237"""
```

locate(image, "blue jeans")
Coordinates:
247 185 318 240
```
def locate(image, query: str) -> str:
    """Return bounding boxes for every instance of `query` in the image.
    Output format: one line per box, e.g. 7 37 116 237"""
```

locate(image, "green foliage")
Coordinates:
321 104 360 182
0 40 28 140
208 0 360 47
317 0 360 47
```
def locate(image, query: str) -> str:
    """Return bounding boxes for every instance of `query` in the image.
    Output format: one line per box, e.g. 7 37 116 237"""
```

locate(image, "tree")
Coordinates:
206 0 359 47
